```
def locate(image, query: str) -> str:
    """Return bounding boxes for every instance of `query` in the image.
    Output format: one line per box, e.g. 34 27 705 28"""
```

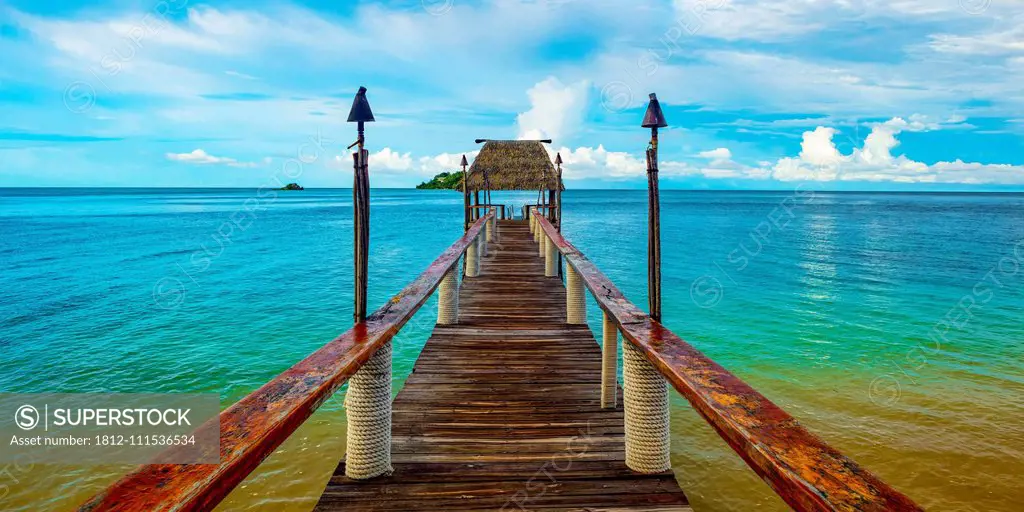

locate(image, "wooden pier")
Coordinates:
79 100 923 512
315 220 690 511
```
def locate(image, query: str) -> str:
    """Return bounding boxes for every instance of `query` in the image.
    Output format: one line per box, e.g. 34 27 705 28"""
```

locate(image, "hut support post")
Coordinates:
437 267 459 325
622 340 670 473
601 312 618 409
566 264 585 323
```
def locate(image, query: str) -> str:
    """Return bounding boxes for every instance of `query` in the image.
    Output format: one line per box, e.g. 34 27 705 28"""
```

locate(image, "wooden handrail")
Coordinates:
531 211 922 512
80 213 494 512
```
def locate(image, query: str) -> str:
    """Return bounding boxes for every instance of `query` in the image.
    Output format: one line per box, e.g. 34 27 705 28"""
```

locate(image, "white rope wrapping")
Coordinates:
601 312 618 409
566 264 586 324
344 341 393 479
437 267 459 325
534 214 542 245
465 235 479 277
537 221 545 257
487 211 496 242
529 214 536 234
544 236 558 277
480 222 489 257
622 341 671 473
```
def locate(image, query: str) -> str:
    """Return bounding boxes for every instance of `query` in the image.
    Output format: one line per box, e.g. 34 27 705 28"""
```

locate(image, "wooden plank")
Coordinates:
532 212 921 512
314 220 689 511
78 215 494 512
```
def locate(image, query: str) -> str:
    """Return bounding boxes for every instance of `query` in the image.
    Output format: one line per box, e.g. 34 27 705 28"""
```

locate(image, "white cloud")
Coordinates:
698 148 732 160
555 145 647 179
767 117 1024 184
335 149 479 179
368 148 413 171
673 0 1002 42
554 144 768 181
165 149 259 168
928 22 1024 56
516 77 590 142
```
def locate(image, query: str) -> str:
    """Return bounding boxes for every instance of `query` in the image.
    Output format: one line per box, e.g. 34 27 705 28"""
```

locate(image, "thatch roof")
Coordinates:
466 140 562 191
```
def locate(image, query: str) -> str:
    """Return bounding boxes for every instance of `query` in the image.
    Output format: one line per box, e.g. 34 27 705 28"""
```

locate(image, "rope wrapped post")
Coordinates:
344 341 393 480
622 341 671 473
536 215 545 258
465 234 480 278
601 312 618 409
488 208 498 242
566 264 586 324
480 219 489 258
529 212 536 234
533 210 542 245
437 267 459 325
544 234 558 277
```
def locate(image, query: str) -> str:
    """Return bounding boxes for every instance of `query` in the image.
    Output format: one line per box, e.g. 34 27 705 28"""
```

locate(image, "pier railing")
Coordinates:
530 209 922 512
80 212 495 512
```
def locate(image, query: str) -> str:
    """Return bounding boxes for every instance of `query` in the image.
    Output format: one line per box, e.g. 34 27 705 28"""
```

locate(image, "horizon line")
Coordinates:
2 186 1024 194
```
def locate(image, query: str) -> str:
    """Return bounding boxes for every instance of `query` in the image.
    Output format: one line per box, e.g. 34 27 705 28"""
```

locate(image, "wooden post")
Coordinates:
352 146 369 324
547 190 556 223
642 93 667 323
646 134 661 322
461 155 469 232
474 191 480 220
555 153 564 279
343 87 391 481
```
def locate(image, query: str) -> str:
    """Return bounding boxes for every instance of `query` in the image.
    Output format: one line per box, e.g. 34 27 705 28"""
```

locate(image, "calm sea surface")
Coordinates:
1 188 1022 511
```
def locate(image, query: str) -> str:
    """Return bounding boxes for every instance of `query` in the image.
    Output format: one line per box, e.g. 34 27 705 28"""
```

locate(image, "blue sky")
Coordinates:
1 0 1023 189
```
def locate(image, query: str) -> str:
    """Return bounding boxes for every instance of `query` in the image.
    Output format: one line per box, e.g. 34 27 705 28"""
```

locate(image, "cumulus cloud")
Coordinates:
335 149 479 179
768 117 1024 184
368 148 413 171
516 77 589 142
165 149 260 168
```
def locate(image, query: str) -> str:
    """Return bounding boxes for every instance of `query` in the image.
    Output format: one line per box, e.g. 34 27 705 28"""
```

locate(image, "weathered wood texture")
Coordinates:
531 212 922 512
315 220 690 511
79 216 493 512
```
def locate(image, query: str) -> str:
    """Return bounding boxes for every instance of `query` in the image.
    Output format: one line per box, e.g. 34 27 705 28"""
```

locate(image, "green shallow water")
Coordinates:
0 188 1021 511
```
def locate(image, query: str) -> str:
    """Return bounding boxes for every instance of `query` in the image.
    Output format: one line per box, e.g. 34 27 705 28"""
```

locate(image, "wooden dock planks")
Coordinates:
315 220 690 511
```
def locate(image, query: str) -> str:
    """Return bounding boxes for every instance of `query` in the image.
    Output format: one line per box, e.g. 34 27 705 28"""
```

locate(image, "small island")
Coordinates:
279 183 304 190
416 171 463 190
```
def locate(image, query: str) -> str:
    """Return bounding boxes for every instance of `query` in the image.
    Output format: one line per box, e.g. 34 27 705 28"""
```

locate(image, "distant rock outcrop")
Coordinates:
280 183 304 190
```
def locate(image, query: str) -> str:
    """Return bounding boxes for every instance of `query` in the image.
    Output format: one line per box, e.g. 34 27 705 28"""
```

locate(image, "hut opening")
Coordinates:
465 139 564 228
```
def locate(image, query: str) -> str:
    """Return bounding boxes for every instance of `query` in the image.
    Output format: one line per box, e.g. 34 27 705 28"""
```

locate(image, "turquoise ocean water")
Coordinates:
0 188 1022 511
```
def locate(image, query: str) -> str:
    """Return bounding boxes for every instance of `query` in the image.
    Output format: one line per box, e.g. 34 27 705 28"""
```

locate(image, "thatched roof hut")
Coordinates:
466 140 562 191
